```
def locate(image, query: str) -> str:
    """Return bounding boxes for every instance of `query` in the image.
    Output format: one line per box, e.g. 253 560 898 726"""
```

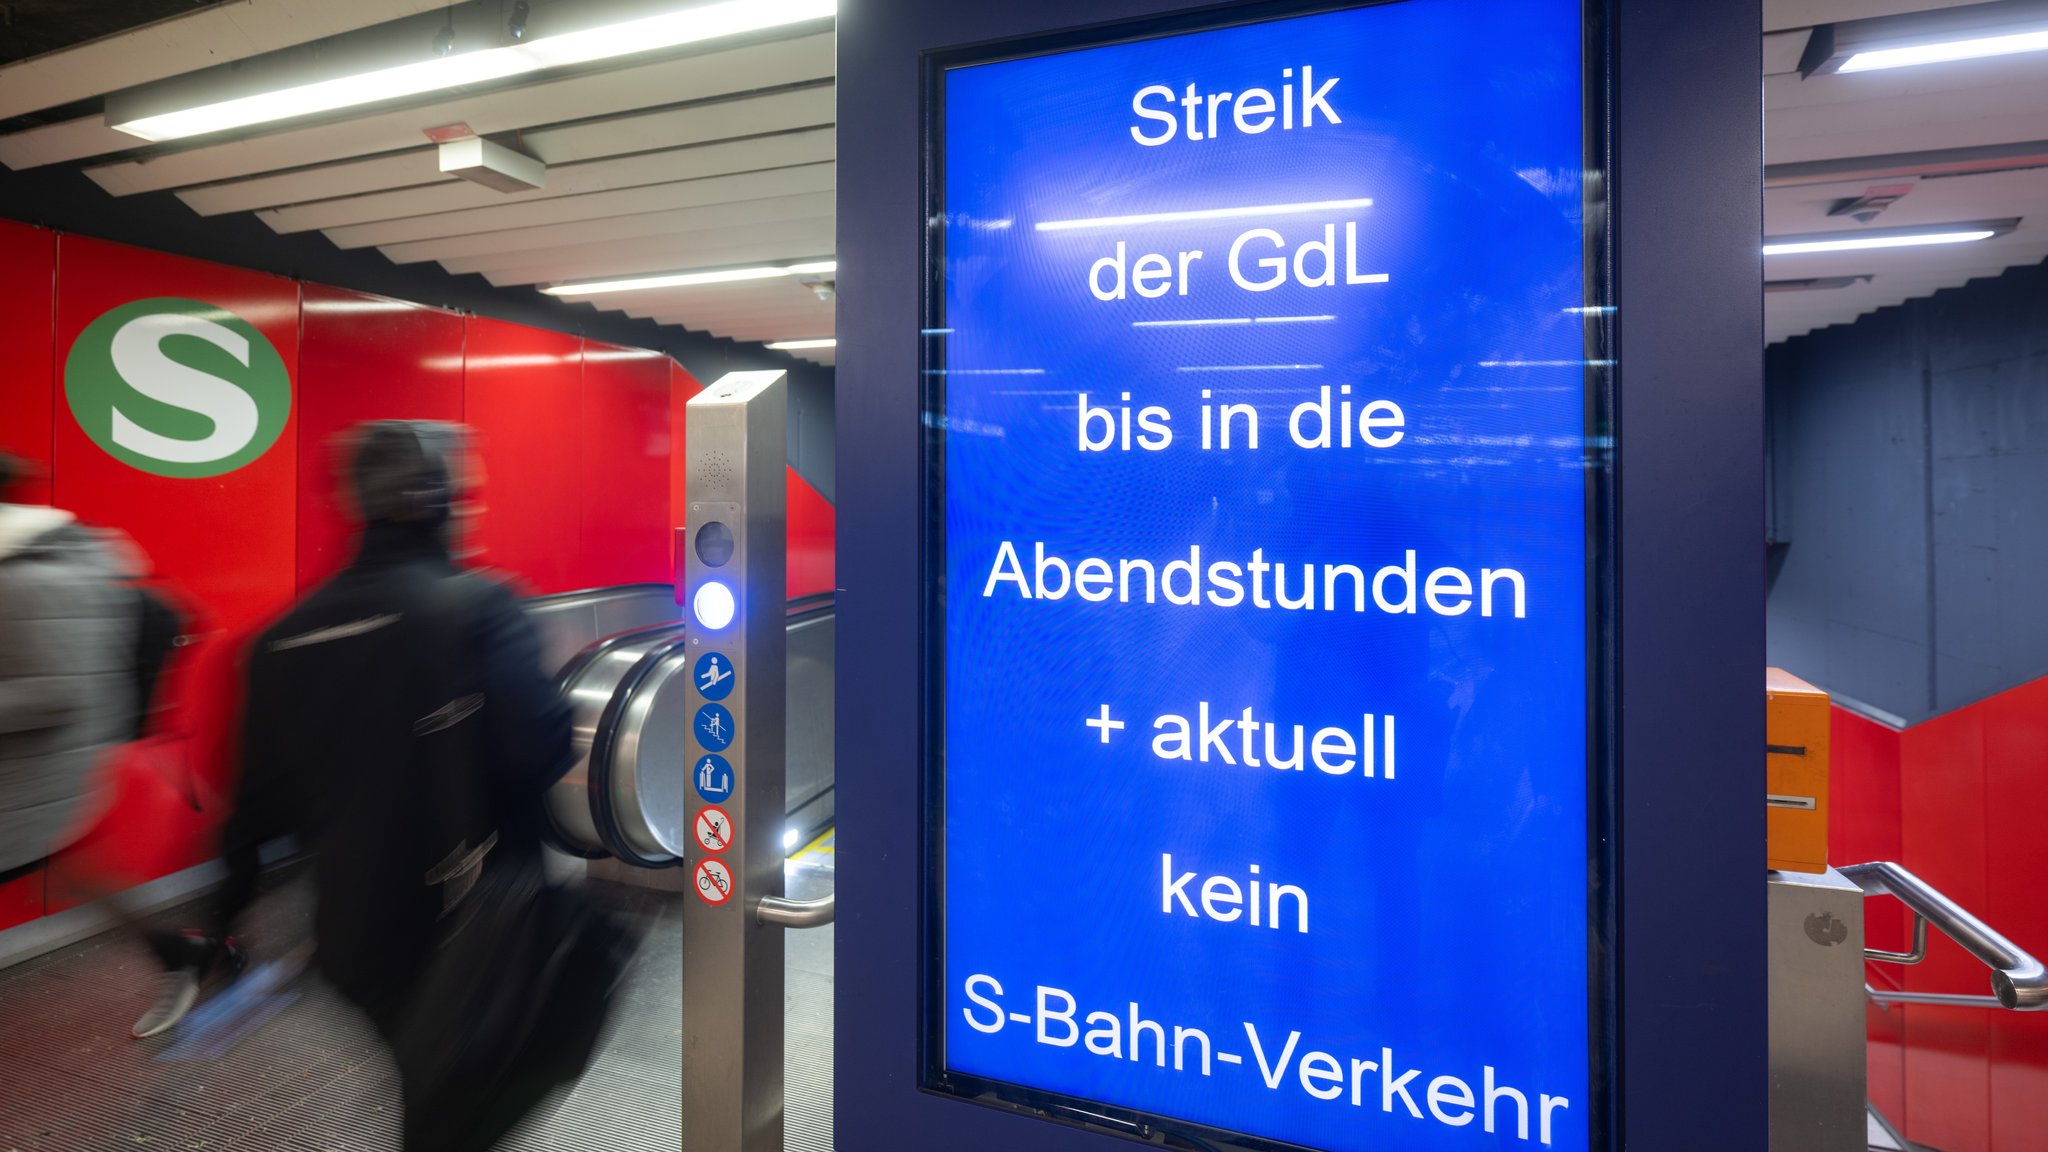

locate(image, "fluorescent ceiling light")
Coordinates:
765 338 836 350
1800 3 2048 76
1762 221 2016 256
542 260 835 296
1840 28 2048 71
1036 198 1373 232
110 0 836 142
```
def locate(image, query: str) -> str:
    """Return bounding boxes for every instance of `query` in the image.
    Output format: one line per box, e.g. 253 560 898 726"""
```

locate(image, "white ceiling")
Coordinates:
0 0 2043 357
0 0 839 365
1763 0 2048 343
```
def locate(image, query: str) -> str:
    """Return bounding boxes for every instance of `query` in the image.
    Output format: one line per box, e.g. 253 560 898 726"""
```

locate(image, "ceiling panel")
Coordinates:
614 279 827 313
456 214 831 278
620 300 832 329
0 114 137 170
0 0 459 121
1764 0 1988 33
1765 166 2048 235
182 85 833 218
179 149 447 216
379 191 834 264
274 134 833 238
1762 30 1813 76
522 82 832 164
637 304 835 329
1766 58 2048 164
83 30 834 195
325 155 831 250
476 221 835 286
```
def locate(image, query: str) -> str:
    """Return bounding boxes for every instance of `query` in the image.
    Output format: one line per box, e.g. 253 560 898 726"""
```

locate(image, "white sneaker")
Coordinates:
131 967 200 1038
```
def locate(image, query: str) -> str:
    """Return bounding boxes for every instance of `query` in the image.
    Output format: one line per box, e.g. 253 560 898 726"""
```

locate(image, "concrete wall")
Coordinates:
1767 257 2048 723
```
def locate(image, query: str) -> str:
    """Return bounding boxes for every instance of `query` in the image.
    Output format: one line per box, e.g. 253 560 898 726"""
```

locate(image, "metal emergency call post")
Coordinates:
680 369 789 1152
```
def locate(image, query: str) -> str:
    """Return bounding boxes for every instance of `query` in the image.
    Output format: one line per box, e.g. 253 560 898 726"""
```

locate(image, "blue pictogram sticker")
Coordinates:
693 753 734 804
693 651 735 701
694 703 735 752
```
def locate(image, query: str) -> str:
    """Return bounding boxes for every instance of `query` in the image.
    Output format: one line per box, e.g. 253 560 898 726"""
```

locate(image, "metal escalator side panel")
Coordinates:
606 651 699 862
584 629 693 868
785 612 835 818
545 623 686 859
523 583 683 677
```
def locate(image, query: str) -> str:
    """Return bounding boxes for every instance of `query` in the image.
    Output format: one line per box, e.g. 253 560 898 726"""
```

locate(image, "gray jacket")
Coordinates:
0 505 138 873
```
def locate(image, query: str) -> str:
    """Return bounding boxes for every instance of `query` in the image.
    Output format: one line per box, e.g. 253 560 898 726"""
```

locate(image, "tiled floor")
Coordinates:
0 838 836 1151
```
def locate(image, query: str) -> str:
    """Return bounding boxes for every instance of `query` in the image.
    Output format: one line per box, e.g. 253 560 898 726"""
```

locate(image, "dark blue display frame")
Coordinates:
916 3 1618 1149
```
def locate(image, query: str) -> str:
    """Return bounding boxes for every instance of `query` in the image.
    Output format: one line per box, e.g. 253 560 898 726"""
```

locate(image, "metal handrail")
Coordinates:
1843 861 2048 1011
757 892 834 928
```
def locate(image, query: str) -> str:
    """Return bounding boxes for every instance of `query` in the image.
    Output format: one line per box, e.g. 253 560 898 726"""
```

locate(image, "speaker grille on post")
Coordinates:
694 449 734 491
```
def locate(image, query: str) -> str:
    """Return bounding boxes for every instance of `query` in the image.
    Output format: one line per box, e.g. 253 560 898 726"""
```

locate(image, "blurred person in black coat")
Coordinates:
142 422 629 1150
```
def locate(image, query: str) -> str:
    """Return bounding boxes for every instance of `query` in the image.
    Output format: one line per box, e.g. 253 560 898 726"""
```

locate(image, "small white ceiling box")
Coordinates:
438 136 546 193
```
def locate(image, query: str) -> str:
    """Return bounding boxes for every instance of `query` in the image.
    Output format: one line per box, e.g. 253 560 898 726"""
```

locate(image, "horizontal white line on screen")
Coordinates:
1036 197 1374 232
922 368 1047 375
1130 314 1337 329
1175 364 1324 372
1477 359 1616 367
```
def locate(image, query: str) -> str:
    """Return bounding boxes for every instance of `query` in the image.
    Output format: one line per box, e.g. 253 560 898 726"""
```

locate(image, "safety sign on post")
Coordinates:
696 805 734 854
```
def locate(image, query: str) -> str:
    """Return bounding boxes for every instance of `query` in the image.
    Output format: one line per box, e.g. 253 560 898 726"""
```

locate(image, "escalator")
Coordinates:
524 586 835 868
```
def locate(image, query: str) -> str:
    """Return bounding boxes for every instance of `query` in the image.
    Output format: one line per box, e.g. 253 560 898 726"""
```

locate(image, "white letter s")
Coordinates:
1130 84 1177 146
109 313 259 464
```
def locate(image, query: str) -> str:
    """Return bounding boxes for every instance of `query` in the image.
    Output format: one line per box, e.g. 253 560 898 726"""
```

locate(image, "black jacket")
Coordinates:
220 522 570 1016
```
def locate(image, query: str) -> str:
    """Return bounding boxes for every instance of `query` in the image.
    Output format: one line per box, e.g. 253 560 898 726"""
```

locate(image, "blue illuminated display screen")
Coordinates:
929 3 1601 1150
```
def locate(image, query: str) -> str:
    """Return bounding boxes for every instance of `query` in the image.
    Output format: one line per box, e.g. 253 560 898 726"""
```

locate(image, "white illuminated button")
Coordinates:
694 580 737 630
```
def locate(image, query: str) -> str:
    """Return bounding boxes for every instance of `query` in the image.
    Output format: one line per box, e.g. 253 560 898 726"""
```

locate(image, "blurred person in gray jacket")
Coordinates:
0 450 138 879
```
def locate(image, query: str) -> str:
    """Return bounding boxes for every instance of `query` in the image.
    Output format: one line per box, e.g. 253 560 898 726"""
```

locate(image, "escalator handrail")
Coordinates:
522 581 679 610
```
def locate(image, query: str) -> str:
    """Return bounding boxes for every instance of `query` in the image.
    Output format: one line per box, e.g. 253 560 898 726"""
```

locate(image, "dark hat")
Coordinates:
347 420 469 525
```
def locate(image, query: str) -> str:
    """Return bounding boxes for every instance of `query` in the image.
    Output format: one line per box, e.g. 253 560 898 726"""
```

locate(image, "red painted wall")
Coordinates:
787 463 836 599
0 221 56 931
1833 675 2048 1152
579 346 672 588
296 286 466 590
0 220 54 509
47 236 301 906
464 318 584 594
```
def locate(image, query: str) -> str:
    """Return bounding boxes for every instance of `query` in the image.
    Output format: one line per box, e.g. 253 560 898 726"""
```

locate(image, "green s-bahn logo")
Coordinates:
65 297 291 478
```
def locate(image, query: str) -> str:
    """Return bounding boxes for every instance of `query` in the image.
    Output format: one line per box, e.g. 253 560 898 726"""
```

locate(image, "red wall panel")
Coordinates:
1980 679 2048 1150
296 286 465 591
0 868 40 933
464 317 583 594
579 344 671 588
1834 677 2048 1152
1899 709 1991 1152
0 221 56 923
0 220 55 507
788 467 836 599
1832 706 1909 1125
671 361 703 600
46 236 301 898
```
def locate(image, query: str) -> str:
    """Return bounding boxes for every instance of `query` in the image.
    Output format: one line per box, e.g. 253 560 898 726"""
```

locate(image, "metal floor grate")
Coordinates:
0 848 836 1151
